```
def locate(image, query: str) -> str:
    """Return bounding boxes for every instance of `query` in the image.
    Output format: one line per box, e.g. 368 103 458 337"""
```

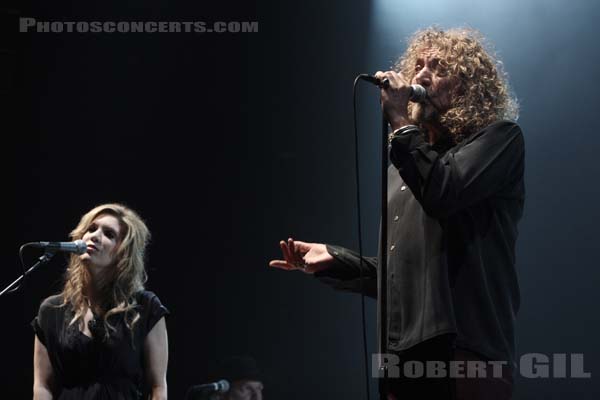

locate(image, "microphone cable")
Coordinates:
4 245 29 295
350 74 425 398
352 74 375 400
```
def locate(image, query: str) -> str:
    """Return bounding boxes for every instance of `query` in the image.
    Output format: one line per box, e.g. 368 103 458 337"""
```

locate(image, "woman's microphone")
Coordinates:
358 74 427 102
30 240 87 254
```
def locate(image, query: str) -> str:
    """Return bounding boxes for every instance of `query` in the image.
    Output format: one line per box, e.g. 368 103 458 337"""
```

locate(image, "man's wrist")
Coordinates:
389 116 412 131
392 124 420 135
388 124 421 144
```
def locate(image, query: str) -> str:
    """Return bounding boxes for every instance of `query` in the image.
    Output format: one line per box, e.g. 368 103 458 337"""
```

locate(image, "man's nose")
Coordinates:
414 68 432 87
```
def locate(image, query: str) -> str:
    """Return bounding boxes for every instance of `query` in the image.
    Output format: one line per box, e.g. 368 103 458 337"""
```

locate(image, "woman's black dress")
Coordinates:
32 290 169 399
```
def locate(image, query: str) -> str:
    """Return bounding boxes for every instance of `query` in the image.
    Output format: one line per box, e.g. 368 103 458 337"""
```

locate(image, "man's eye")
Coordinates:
437 61 449 75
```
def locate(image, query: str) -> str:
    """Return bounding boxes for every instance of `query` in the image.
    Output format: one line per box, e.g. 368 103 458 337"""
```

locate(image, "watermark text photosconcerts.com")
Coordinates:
19 18 258 34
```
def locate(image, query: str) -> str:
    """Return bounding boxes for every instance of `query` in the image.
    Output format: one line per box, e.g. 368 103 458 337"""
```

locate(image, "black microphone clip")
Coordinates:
358 74 389 88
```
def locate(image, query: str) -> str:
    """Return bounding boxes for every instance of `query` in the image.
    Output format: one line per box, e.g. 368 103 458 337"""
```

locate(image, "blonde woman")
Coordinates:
32 204 168 400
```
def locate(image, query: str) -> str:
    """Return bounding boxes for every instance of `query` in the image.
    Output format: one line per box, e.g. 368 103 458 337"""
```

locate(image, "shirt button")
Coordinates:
390 244 395 251
400 185 407 191
393 215 399 222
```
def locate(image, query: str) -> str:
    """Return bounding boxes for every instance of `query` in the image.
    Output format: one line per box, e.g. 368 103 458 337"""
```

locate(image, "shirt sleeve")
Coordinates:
141 291 170 335
389 120 525 219
31 295 62 347
31 316 46 346
313 244 378 298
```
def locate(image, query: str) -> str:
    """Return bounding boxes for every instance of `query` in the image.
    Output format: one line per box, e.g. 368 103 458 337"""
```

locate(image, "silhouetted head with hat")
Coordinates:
216 356 264 400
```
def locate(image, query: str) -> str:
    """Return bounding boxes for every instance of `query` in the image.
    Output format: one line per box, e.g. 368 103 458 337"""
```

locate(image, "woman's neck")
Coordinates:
83 270 113 313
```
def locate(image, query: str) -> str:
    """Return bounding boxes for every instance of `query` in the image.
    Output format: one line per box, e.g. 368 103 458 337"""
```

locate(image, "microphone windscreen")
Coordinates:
217 379 230 392
74 240 87 255
410 85 427 102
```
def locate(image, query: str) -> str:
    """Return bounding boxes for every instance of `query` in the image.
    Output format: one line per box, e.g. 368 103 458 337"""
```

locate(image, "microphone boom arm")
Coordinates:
0 249 56 297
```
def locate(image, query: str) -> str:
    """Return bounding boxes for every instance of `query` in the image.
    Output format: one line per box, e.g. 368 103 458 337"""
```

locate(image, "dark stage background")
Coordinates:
4 0 600 398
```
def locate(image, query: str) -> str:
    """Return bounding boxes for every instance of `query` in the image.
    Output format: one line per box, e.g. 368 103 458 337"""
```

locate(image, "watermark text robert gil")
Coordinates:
372 353 591 379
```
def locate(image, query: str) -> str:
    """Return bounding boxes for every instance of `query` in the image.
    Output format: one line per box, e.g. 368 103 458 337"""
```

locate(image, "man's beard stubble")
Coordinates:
410 100 453 146
411 101 440 125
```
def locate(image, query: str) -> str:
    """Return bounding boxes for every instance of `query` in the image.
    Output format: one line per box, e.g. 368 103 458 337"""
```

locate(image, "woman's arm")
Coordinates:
144 317 168 400
33 337 54 400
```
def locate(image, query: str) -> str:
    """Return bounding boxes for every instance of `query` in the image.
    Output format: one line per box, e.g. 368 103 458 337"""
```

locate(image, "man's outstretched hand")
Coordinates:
269 238 334 274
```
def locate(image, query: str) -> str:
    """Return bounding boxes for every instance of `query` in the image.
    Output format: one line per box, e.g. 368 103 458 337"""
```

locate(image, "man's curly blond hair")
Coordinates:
395 27 519 141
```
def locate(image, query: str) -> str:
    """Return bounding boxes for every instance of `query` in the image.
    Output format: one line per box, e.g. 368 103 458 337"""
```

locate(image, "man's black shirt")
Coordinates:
315 120 525 368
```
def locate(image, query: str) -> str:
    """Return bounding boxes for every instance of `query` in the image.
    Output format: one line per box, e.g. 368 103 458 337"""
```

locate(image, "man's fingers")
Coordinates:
293 240 309 252
374 71 392 89
289 238 309 262
385 71 402 89
280 240 292 263
269 260 294 270
274 238 313 272
288 238 296 257
270 259 307 273
374 70 410 91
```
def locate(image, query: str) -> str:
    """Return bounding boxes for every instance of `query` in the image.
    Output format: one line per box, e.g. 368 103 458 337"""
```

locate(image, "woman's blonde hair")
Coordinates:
395 27 519 141
59 203 150 337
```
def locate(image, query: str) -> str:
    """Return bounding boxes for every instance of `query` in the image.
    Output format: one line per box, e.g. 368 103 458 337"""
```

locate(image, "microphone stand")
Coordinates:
377 113 389 400
356 74 391 399
0 251 55 297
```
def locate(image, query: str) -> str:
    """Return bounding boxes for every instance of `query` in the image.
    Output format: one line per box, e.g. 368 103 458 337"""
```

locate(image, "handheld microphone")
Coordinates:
30 240 87 255
359 74 427 102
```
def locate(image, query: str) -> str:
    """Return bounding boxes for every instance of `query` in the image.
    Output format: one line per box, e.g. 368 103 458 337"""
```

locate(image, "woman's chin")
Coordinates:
79 255 97 268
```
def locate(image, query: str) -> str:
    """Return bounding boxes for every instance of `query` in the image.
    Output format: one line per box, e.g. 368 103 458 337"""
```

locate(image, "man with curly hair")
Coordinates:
270 27 524 400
